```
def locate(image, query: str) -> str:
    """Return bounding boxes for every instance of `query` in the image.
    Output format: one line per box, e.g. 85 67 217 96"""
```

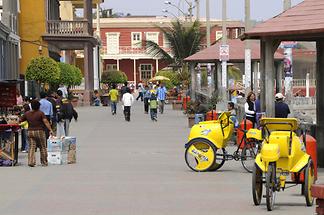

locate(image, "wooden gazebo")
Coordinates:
242 0 324 166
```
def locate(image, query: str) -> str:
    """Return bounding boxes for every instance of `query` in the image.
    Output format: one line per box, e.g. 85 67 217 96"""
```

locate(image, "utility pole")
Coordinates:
195 0 200 21
244 0 252 92
206 0 210 47
221 0 228 99
283 0 293 104
283 0 291 11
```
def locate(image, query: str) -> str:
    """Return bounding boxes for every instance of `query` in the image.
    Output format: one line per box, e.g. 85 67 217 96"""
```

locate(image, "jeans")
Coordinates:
111 101 117 114
144 98 149 113
21 129 29 151
158 100 165 114
136 92 143 101
124 106 131 121
57 121 65 138
64 119 70 136
150 108 157 120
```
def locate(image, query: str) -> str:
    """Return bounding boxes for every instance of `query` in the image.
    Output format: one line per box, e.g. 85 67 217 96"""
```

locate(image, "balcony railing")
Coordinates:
46 20 90 36
102 46 172 55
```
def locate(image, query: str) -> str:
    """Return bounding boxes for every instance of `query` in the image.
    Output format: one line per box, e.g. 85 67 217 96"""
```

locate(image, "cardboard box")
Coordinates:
47 152 68 165
47 138 63 152
62 136 76 152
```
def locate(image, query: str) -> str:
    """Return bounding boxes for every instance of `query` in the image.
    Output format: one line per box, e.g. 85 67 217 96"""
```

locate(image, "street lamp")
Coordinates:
164 0 194 22
162 9 178 19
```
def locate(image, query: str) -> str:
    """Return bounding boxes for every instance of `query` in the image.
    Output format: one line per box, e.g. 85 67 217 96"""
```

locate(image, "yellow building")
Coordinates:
19 0 101 103
19 0 50 75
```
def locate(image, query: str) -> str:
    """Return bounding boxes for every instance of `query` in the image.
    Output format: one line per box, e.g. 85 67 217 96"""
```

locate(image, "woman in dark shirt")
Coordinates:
20 100 53 167
244 91 256 126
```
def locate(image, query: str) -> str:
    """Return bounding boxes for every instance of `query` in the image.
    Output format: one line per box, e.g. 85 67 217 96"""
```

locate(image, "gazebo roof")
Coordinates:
184 39 283 62
243 0 324 40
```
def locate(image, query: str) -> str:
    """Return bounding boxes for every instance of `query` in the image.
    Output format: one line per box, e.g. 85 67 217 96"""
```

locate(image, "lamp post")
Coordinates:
164 0 194 22
244 0 252 92
221 0 228 97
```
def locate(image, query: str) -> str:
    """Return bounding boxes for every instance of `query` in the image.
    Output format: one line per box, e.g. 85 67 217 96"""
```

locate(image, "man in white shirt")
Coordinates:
122 88 134 122
58 84 68 98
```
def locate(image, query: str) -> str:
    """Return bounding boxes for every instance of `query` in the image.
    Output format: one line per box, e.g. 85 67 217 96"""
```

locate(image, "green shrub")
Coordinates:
101 70 127 84
25 56 60 85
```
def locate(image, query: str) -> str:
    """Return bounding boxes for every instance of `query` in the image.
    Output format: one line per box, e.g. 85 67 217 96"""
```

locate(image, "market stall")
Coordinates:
0 82 20 166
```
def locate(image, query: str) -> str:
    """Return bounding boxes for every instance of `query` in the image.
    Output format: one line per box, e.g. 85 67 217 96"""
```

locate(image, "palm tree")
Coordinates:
145 19 205 86
146 19 204 66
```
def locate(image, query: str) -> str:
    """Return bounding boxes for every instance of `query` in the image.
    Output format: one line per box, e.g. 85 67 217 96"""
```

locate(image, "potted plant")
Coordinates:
186 100 198 128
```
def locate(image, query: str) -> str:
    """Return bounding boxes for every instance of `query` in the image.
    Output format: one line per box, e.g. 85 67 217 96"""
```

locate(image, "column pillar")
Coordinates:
260 39 278 116
117 59 120 71
84 0 93 35
133 59 137 84
264 39 276 117
190 63 196 101
156 59 159 74
83 42 94 105
252 61 259 92
276 61 283 93
316 39 324 167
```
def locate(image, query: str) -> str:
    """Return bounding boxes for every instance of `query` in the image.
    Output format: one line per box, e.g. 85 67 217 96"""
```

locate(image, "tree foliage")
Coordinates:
101 70 127 84
145 19 205 67
156 70 180 89
58 63 83 87
25 56 60 85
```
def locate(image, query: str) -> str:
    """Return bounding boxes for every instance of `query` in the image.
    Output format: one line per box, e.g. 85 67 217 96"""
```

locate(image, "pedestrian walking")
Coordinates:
136 82 144 101
19 100 53 167
108 83 119 115
156 83 167 114
143 85 151 114
275 93 291 118
120 81 129 101
56 90 78 137
122 88 134 122
149 93 158 121
39 91 53 139
47 91 58 134
244 91 256 126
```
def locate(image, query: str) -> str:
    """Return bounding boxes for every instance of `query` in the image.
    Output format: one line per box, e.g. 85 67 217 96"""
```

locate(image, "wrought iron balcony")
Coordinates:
46 20 91 36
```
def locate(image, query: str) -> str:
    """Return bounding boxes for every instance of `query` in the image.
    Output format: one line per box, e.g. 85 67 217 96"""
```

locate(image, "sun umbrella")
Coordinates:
149 76 170 82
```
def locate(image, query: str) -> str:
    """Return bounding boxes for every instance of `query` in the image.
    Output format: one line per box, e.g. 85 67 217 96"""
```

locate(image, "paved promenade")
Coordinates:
0 101 321 215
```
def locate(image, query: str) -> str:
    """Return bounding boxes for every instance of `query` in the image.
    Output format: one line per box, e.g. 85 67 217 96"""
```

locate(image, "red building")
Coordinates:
99 16 244 85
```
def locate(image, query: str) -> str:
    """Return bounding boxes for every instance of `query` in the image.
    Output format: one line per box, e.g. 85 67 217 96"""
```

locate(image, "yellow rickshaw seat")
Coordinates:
269 135 290 157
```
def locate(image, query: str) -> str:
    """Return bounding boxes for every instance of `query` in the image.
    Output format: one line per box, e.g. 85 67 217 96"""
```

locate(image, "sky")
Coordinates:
102 0 304 21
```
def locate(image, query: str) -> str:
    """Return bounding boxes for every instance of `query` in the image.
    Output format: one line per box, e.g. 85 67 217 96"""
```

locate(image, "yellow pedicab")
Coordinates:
184 112 262 172
252 118 316 211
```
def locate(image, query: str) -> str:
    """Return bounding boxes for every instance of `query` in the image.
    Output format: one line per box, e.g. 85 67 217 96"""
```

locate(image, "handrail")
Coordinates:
46 20 90 36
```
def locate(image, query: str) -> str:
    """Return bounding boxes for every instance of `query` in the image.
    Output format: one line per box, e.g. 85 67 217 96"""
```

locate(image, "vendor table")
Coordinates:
0 124 20 166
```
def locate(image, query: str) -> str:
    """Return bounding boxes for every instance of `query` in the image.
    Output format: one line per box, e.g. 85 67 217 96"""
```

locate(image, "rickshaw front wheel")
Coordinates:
252 163 263 205
266 162 276 211
304 159 315 206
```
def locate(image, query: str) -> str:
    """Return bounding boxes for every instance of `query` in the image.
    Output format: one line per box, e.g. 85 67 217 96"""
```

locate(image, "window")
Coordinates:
131 32 142 48
106 64 117 71
216 31 223 41
163 33 171 48
140 64 152 80
106 32 120 54
146 32 159 44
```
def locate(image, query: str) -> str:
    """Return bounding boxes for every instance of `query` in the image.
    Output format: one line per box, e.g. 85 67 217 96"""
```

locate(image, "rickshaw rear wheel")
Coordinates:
252 163 263 205
184 138 217 172
266 162 276 211
209 148 226 171
241 142 258 173
304 159 315 206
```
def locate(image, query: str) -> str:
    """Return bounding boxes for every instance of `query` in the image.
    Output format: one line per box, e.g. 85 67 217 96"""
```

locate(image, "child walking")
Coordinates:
149 94 158 121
